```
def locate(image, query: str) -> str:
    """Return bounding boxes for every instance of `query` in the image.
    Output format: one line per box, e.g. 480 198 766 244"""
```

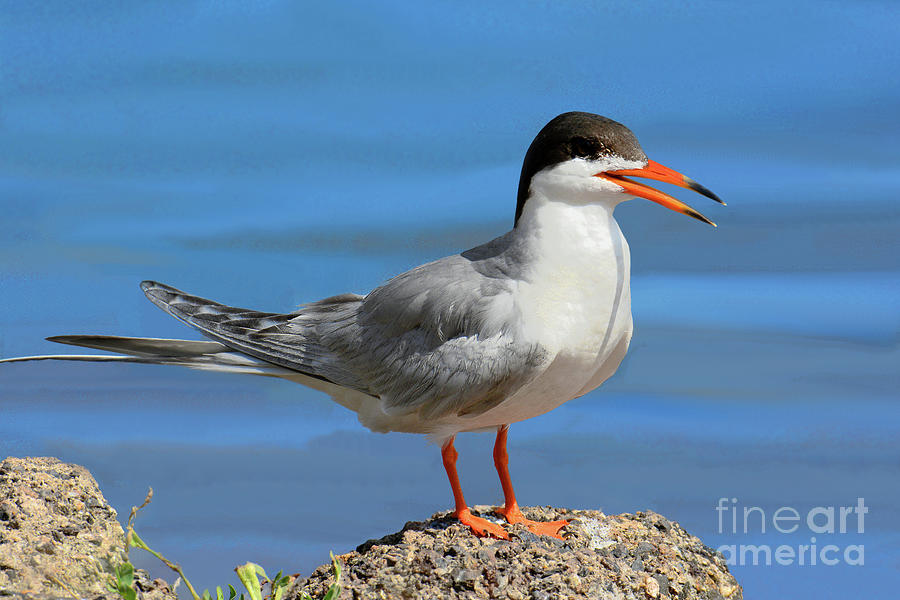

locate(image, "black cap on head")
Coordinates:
514 112 647 225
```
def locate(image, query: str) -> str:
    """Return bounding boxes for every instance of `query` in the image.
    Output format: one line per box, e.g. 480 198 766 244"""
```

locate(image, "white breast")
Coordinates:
455 187 634 431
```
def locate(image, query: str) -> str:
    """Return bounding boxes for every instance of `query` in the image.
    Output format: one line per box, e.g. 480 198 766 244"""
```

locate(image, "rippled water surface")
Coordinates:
1 3 898 598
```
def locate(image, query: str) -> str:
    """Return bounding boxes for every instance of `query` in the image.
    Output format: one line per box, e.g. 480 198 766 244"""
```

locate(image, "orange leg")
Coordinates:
492 425 568 539
441 436 509 540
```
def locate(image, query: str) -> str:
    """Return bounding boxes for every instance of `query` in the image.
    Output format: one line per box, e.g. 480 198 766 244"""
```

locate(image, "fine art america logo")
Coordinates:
715 498 867 566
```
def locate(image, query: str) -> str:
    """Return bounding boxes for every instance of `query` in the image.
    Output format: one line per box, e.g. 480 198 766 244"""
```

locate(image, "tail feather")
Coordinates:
46 335 229 357
2 282 366 395
0 335 295 379
1 354 147 364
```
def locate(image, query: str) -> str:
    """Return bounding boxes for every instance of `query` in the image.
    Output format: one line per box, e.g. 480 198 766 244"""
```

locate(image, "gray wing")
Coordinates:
142 233 547 420
343 245 548 420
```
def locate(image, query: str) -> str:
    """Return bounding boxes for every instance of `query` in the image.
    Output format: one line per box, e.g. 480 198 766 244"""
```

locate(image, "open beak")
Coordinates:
595 159 724 227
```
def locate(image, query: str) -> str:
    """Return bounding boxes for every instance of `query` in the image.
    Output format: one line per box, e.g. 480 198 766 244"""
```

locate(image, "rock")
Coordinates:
1 457 742 600
288 505 743 600
0 457 175 600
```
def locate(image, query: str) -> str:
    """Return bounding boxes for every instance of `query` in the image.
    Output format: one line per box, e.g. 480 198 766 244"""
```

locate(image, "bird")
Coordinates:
2 112 723 540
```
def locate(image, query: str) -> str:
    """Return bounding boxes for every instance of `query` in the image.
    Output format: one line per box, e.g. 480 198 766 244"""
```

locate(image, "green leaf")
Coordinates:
272 572 292 600
216 586 224 600
322 586 340 600
235 563 263 600
109 563 137 600
321 553 342 600
128 531 150 551
228 584 238 600
332 553 341 579
115 563 135 588
202 590 212 600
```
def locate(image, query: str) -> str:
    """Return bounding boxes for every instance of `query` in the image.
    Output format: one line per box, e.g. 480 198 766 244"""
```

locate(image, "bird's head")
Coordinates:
515 112 723 227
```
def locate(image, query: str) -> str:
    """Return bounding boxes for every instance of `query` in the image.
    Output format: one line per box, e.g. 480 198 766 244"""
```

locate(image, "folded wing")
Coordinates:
139 240 547 422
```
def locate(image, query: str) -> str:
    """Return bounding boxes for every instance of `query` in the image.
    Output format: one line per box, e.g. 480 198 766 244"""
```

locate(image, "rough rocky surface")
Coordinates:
0 457 174 600
1 457 741 600
289 506 742 600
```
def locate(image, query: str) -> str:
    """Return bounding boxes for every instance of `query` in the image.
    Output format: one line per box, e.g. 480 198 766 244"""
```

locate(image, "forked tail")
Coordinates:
0 334 299 378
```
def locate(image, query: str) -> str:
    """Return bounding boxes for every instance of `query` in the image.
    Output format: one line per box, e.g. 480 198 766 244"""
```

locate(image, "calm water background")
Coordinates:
1 2 898 598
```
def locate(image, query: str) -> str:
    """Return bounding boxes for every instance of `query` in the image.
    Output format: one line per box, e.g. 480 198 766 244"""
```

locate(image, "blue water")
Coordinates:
1 2 898 598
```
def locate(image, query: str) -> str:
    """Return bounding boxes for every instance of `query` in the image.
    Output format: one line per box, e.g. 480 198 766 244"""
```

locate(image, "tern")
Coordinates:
2 112 723 540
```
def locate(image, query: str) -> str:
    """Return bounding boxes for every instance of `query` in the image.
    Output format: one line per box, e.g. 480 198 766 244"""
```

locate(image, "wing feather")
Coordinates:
140 233 548 424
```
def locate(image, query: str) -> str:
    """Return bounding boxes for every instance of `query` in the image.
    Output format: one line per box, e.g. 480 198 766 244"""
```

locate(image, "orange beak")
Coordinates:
595 159 724 227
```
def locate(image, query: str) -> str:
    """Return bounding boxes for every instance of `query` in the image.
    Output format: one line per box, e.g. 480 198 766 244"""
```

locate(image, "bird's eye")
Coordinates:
570 136 598 158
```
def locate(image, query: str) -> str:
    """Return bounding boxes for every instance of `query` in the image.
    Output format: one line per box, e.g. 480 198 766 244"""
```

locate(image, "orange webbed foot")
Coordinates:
496 505 569 539
455 508 509 540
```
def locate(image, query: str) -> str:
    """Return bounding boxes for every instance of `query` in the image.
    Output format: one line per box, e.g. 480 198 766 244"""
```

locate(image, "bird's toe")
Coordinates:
455 508 510 540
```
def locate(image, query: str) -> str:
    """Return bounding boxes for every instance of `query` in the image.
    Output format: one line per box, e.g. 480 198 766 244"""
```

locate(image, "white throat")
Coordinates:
510 166 633 354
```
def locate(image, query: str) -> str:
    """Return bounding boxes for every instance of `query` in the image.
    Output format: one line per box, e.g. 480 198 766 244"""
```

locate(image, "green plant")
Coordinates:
108 563 136 600
107 488 341 600
296 555 341 600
